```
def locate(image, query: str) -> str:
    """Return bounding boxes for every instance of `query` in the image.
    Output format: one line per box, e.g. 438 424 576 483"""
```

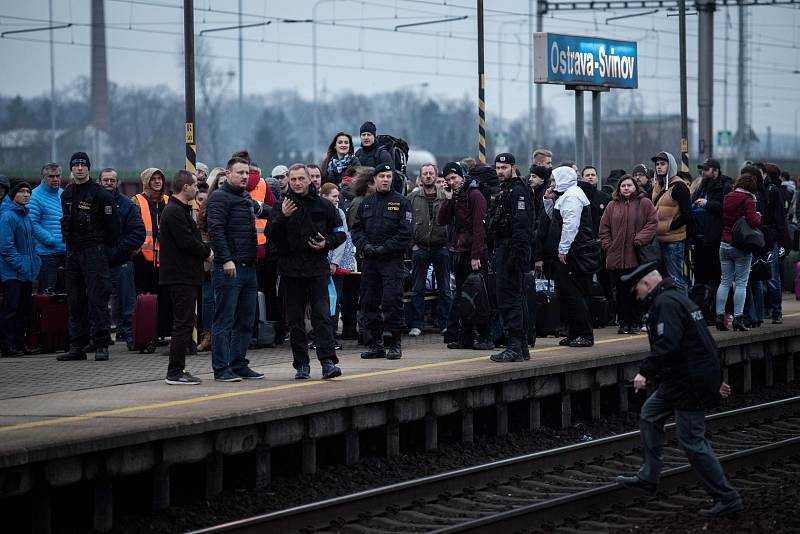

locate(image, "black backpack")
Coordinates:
376 135 410 192
459 272 491 323
468 164 502 213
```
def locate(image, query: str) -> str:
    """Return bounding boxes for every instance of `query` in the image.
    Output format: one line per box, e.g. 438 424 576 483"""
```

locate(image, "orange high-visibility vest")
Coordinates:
134 193 169 266
249 179 268 246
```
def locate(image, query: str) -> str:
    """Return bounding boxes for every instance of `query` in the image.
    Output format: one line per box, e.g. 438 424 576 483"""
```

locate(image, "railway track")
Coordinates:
188 396 800 534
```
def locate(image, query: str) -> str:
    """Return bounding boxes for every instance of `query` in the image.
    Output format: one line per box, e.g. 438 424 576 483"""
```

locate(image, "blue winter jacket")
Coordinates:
0 202 42 282
28 182 66 255
106 191 146 267
0 195 10 218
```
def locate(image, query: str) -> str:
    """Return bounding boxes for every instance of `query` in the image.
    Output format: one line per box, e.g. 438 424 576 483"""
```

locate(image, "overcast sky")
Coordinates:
2 0 799 144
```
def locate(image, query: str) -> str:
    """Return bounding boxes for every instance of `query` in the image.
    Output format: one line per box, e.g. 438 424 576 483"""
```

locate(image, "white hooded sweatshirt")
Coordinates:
553 166 590 255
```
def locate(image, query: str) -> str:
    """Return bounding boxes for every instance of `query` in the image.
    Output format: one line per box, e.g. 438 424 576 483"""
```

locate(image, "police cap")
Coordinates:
373 163 392 177
620 261 660 286
495 153 516 165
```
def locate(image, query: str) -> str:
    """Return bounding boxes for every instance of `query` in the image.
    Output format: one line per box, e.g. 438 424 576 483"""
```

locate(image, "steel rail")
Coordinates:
186 395 800 534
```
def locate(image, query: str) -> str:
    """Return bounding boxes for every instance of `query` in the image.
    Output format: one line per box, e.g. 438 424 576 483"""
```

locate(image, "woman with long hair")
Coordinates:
598 174 658 334
717 173 762 331
322 132 359 186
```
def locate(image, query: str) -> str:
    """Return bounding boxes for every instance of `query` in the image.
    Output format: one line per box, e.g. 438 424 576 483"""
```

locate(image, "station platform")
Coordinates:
1 296 799 531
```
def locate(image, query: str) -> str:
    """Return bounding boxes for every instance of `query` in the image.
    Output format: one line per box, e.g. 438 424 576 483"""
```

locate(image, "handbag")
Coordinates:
633 198 661 264
732 216 765 251
570 239 603 274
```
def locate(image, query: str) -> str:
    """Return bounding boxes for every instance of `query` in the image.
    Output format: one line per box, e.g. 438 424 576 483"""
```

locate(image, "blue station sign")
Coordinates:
534 32 638 89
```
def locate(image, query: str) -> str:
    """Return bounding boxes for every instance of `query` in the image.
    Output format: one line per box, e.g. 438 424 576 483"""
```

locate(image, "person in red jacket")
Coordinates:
437 162 493 350
599 175 659 334
716 173 762 331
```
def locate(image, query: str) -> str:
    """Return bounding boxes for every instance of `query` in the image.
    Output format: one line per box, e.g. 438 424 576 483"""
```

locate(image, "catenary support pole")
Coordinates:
528 0 534 146
697 0 715 161
575 90 584 166
737 0 748 157
678 0 690 172
477 0 486 162
535 0 544 146
592 91 602 186
48 0 57 162
184 0 197 173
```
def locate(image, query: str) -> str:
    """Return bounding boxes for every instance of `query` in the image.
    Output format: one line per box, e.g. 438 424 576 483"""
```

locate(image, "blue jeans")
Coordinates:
211 262 257 377
408 247 453 330
38 253 65 293
110 262 136 342
766 243 782 319
201 277 215 333
716 243 751 318
638 392 740 504
660 241 687 295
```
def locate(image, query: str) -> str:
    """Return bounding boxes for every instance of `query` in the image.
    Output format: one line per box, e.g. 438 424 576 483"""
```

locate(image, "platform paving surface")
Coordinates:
1 296 798 464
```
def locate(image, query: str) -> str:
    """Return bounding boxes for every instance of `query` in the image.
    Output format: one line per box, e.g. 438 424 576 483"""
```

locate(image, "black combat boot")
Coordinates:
386 332 402 360
360 333 386 359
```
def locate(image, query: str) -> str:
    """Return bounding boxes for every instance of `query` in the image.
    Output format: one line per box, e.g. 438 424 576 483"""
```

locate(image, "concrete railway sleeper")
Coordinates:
184 396 800 533
0 345 798 533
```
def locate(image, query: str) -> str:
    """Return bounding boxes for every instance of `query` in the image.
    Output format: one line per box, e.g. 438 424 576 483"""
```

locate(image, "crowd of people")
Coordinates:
0 119 797 387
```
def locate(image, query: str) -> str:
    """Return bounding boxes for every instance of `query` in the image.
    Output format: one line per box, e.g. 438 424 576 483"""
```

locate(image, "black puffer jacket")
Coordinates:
691 177 731 245
640 279 722 410
207 182 258 264
267 187 346 277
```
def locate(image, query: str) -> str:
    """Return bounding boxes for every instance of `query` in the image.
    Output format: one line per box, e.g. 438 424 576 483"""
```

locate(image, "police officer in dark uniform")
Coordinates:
489 153 536 363
351 163 413 360
57 152 120 361
615 262 742 518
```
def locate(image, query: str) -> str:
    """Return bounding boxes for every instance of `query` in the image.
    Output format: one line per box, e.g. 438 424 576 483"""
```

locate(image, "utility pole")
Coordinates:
90 0 109 159
737 1 748 158
48 0 57 162
238 0 243 148
184 0 197 173
535 0 544 146
477 0 486 162
528 0 534 146
678 0 690 172
697 0 715 161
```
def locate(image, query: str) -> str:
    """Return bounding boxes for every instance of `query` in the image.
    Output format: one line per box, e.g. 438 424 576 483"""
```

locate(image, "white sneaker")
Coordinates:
408 328 422 337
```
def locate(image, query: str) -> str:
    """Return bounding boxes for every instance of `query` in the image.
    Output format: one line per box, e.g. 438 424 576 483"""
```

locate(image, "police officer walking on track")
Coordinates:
489 153 535 362
615 261 742 518
57 152 120 362
351 163 413 360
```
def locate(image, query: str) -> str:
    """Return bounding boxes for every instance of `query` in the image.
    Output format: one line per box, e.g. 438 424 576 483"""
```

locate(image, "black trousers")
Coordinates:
258 258 285 340
340 274 360 335
555 261 593 340
611 268 640 327
66 245 112 348
451 251 491 342
694 240 722 287
494 241 528 339
361 257 406 335
166 284 199 378
283 275 338 369
0 279 32 352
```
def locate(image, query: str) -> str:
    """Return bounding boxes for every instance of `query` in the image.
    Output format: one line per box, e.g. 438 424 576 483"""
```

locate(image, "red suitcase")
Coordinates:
29 293 70 353
132 293 158 353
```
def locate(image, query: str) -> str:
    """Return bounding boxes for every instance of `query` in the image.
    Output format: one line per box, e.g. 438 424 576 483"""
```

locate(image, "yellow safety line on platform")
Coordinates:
3 314 798 434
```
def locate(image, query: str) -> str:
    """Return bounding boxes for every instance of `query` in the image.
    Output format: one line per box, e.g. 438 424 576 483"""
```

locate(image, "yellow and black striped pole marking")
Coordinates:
680 137 690 173
477 0 486 163
186 122 196 173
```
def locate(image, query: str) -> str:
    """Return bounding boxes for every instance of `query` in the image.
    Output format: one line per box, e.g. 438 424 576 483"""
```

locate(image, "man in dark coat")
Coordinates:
267 164 346 380
616 262 742 518
691 158 731 287
159 170 212 384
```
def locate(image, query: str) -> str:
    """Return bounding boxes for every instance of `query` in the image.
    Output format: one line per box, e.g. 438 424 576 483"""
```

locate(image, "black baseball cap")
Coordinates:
698 158 721 171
